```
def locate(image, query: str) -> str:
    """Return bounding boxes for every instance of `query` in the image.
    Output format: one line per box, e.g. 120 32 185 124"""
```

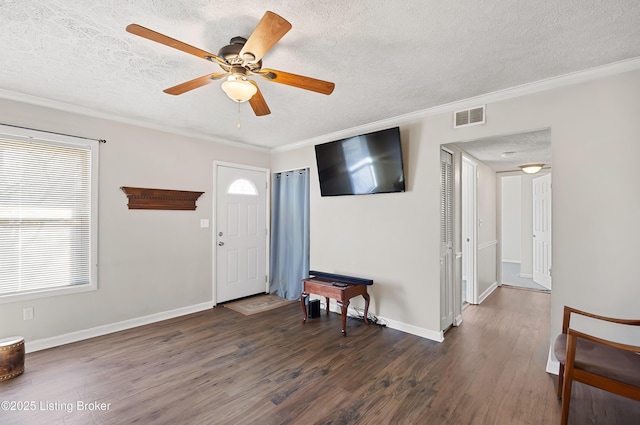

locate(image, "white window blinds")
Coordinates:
0 134 96 298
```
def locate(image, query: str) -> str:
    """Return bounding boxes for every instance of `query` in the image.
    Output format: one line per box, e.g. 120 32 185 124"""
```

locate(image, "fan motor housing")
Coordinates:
217 37 262 72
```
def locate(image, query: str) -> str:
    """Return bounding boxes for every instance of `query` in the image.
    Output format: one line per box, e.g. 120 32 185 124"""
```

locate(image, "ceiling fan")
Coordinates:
126 11 335 116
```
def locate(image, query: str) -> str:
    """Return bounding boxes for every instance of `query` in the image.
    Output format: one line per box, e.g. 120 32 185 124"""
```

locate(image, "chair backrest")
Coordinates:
556 306 640 425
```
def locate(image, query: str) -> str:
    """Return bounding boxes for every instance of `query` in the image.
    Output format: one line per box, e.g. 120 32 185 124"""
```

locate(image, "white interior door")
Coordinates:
215 164 268 303
462 157 477 305
533 173 552 289
440 149 454 330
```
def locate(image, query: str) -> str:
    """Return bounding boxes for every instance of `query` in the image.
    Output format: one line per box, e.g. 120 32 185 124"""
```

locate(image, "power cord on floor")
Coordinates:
348 307 386 327
318 301 386 327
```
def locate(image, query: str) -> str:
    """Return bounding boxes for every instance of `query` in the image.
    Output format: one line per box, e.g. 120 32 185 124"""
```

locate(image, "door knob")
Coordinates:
218 241 224 246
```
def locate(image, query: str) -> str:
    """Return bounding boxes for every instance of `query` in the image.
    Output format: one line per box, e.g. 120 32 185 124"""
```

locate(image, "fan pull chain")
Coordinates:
237 102 241 129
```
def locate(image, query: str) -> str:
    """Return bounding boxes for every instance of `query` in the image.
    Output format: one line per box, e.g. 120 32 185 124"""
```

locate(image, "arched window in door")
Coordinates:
228 178 258 196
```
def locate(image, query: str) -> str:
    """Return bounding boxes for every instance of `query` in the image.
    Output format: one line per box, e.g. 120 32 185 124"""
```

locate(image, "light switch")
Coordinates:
200 219 209 228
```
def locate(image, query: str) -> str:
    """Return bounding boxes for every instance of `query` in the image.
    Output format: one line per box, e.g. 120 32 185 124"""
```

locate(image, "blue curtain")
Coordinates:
270 168 310 300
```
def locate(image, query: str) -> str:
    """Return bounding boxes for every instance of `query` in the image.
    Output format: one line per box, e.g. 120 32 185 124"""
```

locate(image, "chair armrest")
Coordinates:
568 328 640 354
562 306 640 334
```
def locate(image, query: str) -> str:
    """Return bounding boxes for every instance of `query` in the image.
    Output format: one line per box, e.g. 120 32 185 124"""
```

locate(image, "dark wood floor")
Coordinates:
2 287 639 424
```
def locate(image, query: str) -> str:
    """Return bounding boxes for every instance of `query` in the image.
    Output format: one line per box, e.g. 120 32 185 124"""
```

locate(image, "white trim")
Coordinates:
478 240 498 250
0 284 96 305
546 344 560 375
478 281 498 304
324 301 444 343
212 161 271 306
2 57 639 153
25 302 213 353
502 259 521 264
0 89 269 153
274 56 640 153
519 273 533 278
384 317 444 343
273 165 314 175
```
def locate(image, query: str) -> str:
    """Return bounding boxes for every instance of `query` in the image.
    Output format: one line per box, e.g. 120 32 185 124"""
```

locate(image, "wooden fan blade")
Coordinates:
126 24 226 65
259 68 335 95
247 81 271 116
239 11 292 63
163 73 228 95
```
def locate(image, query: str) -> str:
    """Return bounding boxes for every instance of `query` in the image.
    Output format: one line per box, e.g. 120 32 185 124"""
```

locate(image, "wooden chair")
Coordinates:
554 306 640 425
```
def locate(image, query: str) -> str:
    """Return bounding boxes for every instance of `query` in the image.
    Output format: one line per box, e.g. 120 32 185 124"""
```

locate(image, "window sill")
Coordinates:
0 283 97 305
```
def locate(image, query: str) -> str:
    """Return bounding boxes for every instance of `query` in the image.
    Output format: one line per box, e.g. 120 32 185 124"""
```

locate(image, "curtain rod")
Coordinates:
0 123 107 144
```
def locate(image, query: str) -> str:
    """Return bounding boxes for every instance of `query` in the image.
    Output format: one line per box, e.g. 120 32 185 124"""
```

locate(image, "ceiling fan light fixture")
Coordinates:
520 164 544 174
221 76 257 103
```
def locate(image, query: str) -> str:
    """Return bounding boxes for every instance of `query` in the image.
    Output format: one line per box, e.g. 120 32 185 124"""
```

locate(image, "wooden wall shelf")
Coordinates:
120 186 204 211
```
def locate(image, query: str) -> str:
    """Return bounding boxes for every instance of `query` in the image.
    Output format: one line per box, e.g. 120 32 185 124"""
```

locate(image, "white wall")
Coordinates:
501 176 522 263
0 98 270 345
272 68 640 345
272 124 442 338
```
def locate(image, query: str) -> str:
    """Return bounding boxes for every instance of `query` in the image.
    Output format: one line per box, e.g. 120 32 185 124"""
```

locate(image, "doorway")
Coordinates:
500 172 552 291
214 162 269 304
443 129 552 321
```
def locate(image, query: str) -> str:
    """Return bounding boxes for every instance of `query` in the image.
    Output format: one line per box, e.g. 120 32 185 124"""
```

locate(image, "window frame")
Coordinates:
0 124 99 304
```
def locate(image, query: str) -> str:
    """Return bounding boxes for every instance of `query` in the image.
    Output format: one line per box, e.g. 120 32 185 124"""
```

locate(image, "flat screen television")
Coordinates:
315 127 405 196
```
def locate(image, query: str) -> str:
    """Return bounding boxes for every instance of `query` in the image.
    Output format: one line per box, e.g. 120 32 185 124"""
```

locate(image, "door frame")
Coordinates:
212 161 270 306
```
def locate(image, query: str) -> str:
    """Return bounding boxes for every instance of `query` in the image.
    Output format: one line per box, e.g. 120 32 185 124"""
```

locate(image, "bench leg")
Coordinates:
339 300 349 337
362 292 370 325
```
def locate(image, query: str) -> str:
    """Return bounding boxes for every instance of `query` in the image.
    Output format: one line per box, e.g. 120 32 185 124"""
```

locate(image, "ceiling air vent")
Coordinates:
454 105 485 128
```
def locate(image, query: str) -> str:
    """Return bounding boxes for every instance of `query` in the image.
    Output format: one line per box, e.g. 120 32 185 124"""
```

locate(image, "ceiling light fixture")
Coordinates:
519 164 544 174
221 76 257 103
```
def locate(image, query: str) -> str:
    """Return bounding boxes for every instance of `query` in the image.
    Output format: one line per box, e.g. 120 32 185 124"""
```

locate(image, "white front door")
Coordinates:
215 164 268 303
533 173 552 290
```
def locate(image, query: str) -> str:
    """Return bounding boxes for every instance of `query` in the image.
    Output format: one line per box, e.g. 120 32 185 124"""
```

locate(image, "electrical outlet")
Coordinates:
23 307 34 320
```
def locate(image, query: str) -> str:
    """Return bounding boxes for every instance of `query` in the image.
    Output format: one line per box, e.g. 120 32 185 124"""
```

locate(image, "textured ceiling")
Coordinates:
452 129 551 173
1 1 639 150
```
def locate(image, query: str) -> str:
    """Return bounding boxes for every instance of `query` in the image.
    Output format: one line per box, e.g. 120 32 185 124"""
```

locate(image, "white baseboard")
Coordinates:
546 344 560 375
323 300 444 343
382 316 445 342
26 302 213 353
519 273 533 278
478 281 498 304
502 259 521 264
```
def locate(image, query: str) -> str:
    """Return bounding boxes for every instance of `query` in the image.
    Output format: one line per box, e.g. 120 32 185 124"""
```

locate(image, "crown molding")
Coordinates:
273 56 640 152
0 89 270 153
2 56 639 155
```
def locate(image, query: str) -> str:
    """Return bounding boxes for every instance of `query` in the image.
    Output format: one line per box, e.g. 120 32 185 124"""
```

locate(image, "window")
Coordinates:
228 178 258 196
0 125 99 303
